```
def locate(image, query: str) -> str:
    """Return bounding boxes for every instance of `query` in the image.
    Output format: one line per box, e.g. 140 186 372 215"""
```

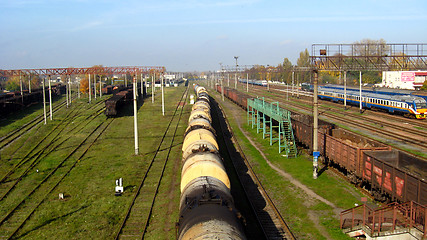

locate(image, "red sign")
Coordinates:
401 72 415 82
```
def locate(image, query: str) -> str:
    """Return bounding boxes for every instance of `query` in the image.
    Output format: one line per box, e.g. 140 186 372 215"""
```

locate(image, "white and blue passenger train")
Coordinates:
318 86 427 119
239 79 268 87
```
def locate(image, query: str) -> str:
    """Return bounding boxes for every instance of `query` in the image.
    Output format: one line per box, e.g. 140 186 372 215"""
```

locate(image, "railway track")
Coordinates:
266 84 427 129
212 96 295 240
114 86 189 240
0 95 108 150
247 86 427 152
0 98 71 150
0 109 113 239
249 83 427 130
0 101 106 201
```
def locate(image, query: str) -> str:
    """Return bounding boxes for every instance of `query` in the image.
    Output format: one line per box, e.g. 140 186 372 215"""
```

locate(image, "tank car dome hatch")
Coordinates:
182 140 219 162
179 176 233 212
180 152 230 192
191 101 210 112
184 118 215 137
182 129 218 153
188 109 212 123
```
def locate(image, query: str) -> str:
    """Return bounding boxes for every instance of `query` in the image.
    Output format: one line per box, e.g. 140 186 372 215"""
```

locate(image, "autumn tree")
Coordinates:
296 48 311 83
80 76 89 94
5 76 21 91
420 80 427 90
353 38 389 56
279 58 293 84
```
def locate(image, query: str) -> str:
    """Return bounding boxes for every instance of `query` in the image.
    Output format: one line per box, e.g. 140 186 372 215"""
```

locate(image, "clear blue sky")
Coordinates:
1 0 426 72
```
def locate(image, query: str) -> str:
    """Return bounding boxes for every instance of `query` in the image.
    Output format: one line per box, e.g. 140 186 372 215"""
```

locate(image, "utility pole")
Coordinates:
48 76 53 120
359 71 362 113
78 79 81 99
227 74 230 87
221 76 224 101
42 78 47 124
152 73 155 103
19 73 23 96
99 76 102 98
133 76 139 155
94 74 97 100
286 78 288 101
344 71 347 109
29 75 32 93
161 74 165 116
292 71 294 97
312 70 319 179
66 76 69 108
141 73 147 97
69 76 72 105
246 73 249 92
88 74 91 103
234 56 239 89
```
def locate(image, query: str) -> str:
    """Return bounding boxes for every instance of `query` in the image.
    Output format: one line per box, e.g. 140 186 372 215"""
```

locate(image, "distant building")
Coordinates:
382 71 427 90
164 74 176 80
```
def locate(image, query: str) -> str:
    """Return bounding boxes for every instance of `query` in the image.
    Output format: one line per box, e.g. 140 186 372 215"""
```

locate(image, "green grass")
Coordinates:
0 95 67 137
0 86 188 239
209 88 365 239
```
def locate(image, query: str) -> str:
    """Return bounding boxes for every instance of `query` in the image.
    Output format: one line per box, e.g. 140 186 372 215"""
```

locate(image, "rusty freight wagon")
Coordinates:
325 128 391 183
104 89 133 117
362 150 427 204
290 114 334 156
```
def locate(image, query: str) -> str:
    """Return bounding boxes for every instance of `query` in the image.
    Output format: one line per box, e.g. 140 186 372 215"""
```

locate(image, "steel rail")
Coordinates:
0 112 113 239
248 86 427 152
114 86 188 240
213 93 296 239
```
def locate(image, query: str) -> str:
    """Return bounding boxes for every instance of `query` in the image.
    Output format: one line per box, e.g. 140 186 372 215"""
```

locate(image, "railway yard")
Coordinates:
0 79 426 240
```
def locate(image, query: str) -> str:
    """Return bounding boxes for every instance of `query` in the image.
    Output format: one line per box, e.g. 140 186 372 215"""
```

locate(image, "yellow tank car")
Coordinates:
188 109 212 123
182 139 219 161
182 128 218 153
184 118 215 137
180 152 230 192
191 101 210 112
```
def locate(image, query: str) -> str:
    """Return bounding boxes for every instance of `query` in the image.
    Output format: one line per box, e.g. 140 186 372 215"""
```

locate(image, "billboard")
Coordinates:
401 72 415 82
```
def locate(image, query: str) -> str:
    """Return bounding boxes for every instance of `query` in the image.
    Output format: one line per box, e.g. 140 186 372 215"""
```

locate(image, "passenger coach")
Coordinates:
318 87 427 119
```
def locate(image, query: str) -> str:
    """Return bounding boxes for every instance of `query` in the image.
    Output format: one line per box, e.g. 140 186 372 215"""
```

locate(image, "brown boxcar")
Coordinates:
325 128 391 179
290 114 334 155
102 85 113 94
362 150 427 204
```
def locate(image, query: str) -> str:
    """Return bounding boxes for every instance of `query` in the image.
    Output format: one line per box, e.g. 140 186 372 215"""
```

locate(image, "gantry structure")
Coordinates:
311 43 427 71
0 66 165 77
220 65 255 73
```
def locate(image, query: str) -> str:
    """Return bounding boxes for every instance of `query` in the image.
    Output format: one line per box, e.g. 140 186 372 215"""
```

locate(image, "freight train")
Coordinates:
216 85 426 205
104 83 146 117
177 84 246 239
318 86 427 119
0 84 66 117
